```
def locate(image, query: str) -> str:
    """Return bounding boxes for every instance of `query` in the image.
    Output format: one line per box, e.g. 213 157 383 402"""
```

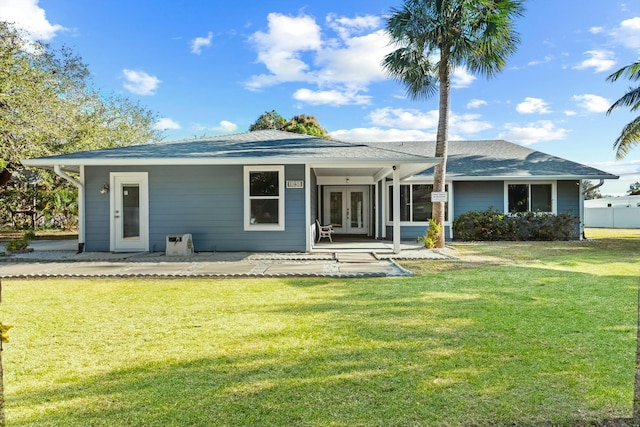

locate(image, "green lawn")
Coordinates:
2 230 639 426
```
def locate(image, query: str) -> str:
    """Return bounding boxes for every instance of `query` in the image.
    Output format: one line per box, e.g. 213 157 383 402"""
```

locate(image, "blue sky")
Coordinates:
2 0 640 195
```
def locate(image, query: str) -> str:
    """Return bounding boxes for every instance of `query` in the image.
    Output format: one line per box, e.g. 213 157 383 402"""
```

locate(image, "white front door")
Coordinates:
111 172 149 252
324 186 369 234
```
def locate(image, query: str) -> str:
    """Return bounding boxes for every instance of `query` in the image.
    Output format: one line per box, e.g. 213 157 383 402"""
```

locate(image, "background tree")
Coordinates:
607 61 640 159
0 21 161 189
249 110 330 138
581 180 603 200
628 181 640 196
383 0 524 248
249 110 286 132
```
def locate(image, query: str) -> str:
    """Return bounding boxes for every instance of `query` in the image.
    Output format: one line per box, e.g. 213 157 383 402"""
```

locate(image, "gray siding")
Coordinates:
557 180 581 238
84 164 307 252
453 181 504 217
557 180 580 215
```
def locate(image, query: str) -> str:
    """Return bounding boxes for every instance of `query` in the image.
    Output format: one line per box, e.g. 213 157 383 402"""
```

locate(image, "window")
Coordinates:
507 183 554 213
388 184 449 222
244 166 285 231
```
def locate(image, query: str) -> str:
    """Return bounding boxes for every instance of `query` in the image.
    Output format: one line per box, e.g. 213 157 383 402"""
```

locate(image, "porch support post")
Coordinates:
305 164 312 251
54 165 85 253
392 166 401 253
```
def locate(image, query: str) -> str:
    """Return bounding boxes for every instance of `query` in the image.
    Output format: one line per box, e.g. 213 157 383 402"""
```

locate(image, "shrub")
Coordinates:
4 230 35 252
416 218 443 248
453 208 579 241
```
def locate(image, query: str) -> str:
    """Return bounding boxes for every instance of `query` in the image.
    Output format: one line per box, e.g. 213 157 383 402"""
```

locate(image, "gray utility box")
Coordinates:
166 234 194 256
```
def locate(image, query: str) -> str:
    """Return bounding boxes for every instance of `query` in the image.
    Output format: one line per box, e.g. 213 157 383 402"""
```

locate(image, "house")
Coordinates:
22 130 618 253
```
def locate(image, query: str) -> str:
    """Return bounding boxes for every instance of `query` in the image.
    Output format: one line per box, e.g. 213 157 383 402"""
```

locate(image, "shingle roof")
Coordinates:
22 131 617 180
24 130 433 164
366 140 618 180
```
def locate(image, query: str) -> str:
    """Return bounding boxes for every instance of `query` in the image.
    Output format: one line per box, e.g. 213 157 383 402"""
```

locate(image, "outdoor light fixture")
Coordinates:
100 184 110 194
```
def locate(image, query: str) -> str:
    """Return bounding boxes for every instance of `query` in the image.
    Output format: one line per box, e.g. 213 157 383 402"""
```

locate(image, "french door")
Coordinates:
110 172 149 252
323 186 369 234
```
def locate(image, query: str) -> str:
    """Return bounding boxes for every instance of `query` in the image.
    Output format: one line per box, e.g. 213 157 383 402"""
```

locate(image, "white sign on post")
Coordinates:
431 191 448 202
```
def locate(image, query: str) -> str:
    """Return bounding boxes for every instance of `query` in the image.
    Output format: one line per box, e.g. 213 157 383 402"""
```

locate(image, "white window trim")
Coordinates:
244 165 285 231
503 181 557 214
384 182 452 226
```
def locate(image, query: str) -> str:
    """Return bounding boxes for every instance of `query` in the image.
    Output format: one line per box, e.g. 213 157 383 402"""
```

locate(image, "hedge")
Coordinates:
452 208 579 241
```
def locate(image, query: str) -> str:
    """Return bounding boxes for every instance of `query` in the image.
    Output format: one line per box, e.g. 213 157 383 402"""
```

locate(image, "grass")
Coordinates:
2 229 639 426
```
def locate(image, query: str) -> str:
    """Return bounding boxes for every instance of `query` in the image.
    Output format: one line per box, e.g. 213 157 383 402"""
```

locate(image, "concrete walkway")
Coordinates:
0 240 455 279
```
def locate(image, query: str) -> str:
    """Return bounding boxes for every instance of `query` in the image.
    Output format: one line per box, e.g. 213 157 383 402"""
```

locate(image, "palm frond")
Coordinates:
607 86 640 114
613 115 640 160
607 61 640 83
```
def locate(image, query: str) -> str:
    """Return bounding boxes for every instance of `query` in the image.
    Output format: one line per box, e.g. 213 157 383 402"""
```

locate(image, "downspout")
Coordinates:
53 165 85 253
580 179 604 239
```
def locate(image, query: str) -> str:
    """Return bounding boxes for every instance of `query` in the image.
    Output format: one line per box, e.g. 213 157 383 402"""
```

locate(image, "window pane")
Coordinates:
400 185 410 221
508 184 528 212
330 191 343 227
412 185 432 221
531 184 552 212
350 191 364 228
388 186 393 221
250 199 279 223
250 171 279 196
122 185 140 239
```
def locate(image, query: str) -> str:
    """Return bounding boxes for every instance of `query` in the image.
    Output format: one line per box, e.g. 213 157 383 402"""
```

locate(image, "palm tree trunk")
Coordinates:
0 279 4 427
634 283 640 423
432 52 450 248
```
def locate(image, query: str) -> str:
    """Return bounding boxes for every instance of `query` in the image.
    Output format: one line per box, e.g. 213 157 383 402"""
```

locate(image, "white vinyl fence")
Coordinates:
584 207 640 228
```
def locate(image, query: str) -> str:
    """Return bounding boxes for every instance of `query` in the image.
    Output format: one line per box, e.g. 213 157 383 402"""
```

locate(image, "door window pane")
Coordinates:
350 191 364 228
122 185 140 239
330 191 343 227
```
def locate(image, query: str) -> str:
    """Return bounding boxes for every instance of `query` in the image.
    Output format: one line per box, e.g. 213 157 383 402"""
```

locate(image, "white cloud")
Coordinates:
369 107 439 129
154 118 180 130
589 26 604 34
293 87 371 106
527 55 553 67
452 68 476 88
499 120 569 145
331 127 436 142
573 50 616 73
611 17 640 51
467 99 488 109
326 13 381 40
245 12 390 105
212 120 238 133
246 13 322 89
368 107 491 135
572 94 611 113
452 114 493 134
122 69 161 96
564 110 577 116
516 97 551 114
191 32 213 54
315 29 392 84
0 0 66 40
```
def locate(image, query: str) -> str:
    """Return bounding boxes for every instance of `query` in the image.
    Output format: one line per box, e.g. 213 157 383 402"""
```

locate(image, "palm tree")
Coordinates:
607 60 640 159
383 0 524 247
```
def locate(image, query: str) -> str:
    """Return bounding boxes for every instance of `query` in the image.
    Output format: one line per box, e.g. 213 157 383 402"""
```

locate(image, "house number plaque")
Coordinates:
286 180 304 189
